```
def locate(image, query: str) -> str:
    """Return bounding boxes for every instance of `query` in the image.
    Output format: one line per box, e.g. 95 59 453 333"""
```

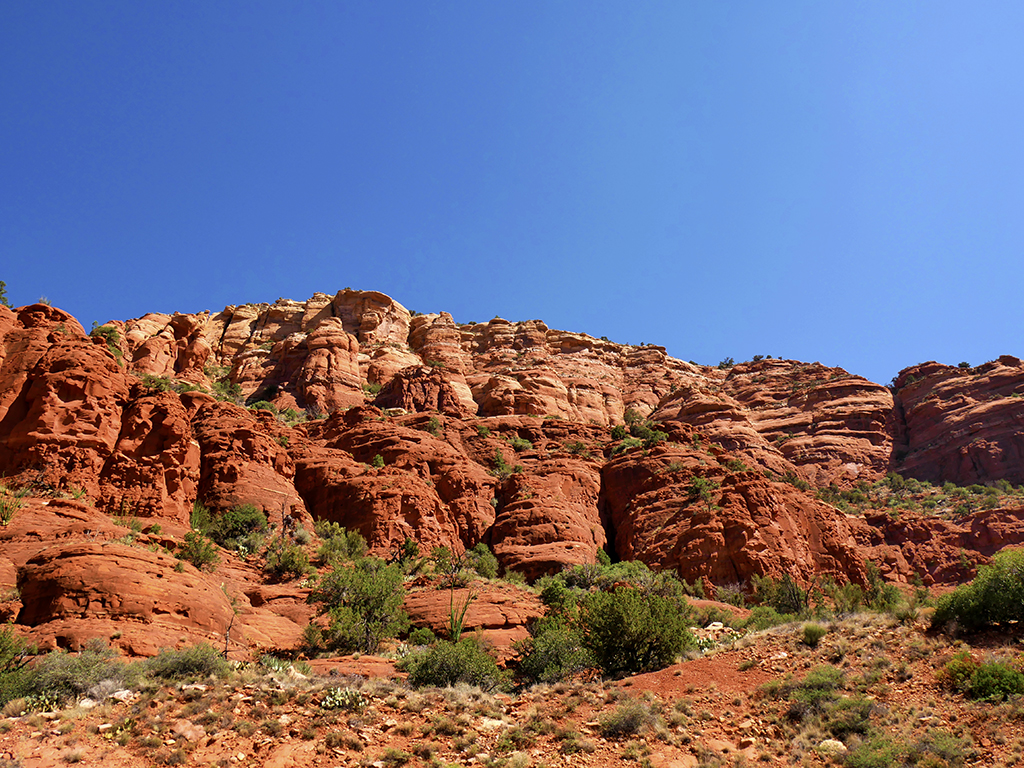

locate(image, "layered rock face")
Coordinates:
892 357 1024 486
3 291 1024 654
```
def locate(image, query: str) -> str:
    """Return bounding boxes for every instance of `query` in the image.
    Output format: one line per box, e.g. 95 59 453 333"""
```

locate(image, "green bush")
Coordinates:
802 623 827 648
16 641 135 708
844 735 906 768
320 686 366 711
785 665 845 721
514 617 595 685
314 521 367 563
190 502 268 553
400 638 508 691
146 643 230 681
579 586 695 677
263 538 314 580
740 606 794 632
214 504 269 549
969 660 1024 701
932 548 1024 632
407 627 437 646
307 557 409 654
177 531 219 571
508 436 532 452
89 325 122 362
819 695 873 737
751 573 807 615
0 628 33 706
464 542 499 579
598 698 658 738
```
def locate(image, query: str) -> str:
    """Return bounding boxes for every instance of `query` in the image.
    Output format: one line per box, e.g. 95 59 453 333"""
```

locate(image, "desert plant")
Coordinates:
315 521 367 563
0 487 27 526
463 542 499 579
177 531 219 571
320 686 366 711
579 586 695 677
932 548 1024 631
146 643 230 681
263 537 314 580
400 638 508 691
89 324 122 362
598 698 658 738
16 641 134 708
307 557 409 654
802 623 828 648
514 616 595 685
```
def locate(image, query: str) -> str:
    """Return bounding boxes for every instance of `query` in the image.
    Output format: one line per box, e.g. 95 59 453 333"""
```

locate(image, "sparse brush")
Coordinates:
599 698 659 739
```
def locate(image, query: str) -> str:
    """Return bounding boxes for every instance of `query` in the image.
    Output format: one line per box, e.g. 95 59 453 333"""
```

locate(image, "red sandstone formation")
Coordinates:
892 356 1024 486
2 289 1024 659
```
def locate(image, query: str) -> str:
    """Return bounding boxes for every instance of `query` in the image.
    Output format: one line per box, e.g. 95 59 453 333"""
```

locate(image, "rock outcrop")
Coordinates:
2 289 1024 658
892 357 1024 486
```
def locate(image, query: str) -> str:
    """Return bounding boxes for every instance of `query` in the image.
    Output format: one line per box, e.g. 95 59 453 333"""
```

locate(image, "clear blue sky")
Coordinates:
3 2 1023 385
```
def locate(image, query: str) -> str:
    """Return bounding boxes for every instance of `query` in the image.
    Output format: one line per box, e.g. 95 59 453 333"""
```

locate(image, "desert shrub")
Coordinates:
610 424 627 440
508 436 532 452
400 638 508 691
213 504 268 549
932 548 1024 632
463 542 499 579
785 665 845 721
909 729 973 766
820 695 873 737
579 586 694 677
750 573 807 615
740 606 793 632
514 616 595 685
212 379 242 403
802 623 827 648
598 698 658 738
969 660 1024 701
263 538 314 580
0 486 27 527
140 374 173 392
0 627 32 705
844 735 906 768
823 579 864 615
177 531 219 571
307 557 409 654
89 325 122 362
315 521 367 563
865 561 901 610
937 650 979 693
146 644 229 681
20 641 134 708
408 627 436 646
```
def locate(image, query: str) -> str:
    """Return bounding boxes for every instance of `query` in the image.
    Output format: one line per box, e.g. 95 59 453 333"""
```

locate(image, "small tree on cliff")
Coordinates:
306 556 409 654
0 281 9 308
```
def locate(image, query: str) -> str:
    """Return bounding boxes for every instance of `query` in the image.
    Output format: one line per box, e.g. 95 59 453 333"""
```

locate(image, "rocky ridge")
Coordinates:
1 290 1024 655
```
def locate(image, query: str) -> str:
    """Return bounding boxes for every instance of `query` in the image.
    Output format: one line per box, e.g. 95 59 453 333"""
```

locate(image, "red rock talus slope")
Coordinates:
3 292 1024 656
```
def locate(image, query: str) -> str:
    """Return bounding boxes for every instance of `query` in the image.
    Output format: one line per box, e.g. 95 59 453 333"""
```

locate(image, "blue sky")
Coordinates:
3 2 1023 385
